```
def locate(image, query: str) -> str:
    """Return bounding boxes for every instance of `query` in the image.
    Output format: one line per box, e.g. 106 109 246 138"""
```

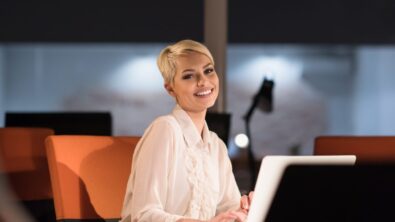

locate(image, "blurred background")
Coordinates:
1 0 395 192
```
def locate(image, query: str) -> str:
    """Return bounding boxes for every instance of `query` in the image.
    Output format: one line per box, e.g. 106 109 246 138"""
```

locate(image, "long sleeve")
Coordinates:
215 139 241 214
122 118 184 222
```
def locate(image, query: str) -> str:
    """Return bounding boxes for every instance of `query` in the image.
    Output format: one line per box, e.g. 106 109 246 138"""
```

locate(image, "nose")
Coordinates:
197 73 207 87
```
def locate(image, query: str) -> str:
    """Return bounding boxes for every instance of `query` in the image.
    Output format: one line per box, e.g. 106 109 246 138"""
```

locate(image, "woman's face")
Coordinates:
165 51 219 114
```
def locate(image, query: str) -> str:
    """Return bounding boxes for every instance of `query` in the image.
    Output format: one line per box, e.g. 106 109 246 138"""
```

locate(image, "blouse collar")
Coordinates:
172 105 211 148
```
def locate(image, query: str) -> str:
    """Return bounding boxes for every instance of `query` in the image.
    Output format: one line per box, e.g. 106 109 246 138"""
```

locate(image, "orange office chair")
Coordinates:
314 136 395 164
45 135 140 221
0 127 56 221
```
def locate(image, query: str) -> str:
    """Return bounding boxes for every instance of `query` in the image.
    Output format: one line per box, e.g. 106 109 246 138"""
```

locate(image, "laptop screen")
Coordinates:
246 155 356 222
265 164 395 222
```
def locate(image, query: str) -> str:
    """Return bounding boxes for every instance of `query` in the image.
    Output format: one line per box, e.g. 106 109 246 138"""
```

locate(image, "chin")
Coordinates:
193 102 215 112
208 101 216 107
203 101 216 110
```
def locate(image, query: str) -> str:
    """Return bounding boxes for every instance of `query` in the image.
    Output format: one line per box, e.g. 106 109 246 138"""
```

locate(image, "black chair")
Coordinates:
205 112 231 146
5 112 112 136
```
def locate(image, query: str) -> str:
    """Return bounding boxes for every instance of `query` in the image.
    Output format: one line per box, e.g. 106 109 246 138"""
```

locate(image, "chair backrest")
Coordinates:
6 112 112 135
206 112 231 146
0 127 54 201
45 135 140 221
314 136 395 164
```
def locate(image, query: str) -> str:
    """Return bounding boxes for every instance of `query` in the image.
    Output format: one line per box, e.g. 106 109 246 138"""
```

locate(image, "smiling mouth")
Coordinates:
194 89 213 97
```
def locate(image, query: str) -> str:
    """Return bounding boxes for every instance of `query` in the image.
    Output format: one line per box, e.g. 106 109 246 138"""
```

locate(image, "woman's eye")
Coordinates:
182 74 193 80
204 68 214 74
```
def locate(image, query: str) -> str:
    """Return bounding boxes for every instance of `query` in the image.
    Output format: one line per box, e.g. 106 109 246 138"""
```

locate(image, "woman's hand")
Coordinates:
208 211 246 222
240 191 254 213
179 192 254 222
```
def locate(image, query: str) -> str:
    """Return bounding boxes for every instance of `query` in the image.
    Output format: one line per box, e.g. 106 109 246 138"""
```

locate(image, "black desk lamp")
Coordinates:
243 77 274 189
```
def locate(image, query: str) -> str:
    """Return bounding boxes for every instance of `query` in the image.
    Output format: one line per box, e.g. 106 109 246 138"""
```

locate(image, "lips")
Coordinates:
194 88 213 97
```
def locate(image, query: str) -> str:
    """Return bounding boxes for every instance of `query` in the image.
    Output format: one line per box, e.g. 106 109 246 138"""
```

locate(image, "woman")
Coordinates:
121 40 252 222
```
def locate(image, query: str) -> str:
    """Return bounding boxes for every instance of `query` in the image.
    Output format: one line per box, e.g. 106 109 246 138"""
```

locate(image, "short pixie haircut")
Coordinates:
157 39 214 84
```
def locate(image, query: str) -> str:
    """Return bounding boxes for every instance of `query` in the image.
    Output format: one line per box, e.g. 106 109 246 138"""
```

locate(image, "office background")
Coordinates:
1 0 395 159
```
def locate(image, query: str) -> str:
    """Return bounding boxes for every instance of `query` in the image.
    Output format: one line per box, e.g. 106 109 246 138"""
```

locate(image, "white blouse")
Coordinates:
120 105 241 222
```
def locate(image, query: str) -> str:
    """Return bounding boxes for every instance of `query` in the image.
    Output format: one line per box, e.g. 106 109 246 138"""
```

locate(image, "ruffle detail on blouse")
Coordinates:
184 146 219 220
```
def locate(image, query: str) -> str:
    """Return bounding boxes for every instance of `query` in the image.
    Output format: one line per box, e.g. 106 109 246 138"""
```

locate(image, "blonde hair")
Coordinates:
157 39 214 84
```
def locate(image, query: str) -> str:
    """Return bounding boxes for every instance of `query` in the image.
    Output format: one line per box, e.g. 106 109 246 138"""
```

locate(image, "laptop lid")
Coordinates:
246 155 356 222
265 164 395 222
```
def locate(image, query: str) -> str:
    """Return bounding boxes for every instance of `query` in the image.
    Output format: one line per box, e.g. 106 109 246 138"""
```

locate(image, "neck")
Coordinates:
186 109 207 136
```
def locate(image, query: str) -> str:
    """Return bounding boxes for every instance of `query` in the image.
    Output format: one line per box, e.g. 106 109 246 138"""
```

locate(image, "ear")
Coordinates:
164 83 176 97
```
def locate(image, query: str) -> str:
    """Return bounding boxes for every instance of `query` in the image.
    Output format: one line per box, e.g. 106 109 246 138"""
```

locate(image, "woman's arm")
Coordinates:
126 118 183 221
177 211 246 222
215 139 242 214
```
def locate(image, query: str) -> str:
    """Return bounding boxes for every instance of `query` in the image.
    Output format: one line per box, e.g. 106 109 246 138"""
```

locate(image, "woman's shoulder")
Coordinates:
208 130 225 143
151 114 178 127
208 131 228 151
146 114 181 134
137 114 182 149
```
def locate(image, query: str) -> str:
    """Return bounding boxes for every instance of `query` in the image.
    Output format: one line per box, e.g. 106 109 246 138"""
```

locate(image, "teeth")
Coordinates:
196 90 211 96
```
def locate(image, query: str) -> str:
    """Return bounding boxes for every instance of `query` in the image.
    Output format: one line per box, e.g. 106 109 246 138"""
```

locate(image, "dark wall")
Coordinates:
2 1 395 44
0 1 204 43
229 0 395 44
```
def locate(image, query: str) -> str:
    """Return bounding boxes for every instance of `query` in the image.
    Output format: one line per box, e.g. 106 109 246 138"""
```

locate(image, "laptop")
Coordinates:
246 155 356 222
266 164 395 221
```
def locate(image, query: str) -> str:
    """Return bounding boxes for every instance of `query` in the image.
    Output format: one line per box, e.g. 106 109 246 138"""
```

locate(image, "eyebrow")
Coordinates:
181 63 213 73
203 63 213 68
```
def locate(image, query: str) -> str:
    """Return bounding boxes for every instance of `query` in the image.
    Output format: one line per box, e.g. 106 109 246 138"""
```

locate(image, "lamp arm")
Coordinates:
244 119 257 190
243 93 260 123
243 93 261 189
242 77 274 189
